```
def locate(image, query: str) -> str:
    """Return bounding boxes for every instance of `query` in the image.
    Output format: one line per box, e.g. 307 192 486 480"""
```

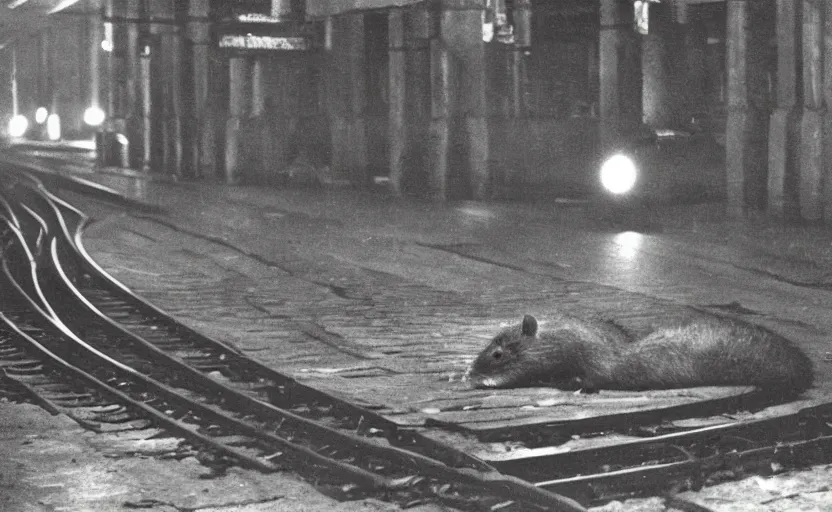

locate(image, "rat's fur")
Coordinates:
466 314 814 394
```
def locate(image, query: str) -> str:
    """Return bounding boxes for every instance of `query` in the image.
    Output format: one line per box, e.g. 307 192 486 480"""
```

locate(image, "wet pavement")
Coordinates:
2 143 832 511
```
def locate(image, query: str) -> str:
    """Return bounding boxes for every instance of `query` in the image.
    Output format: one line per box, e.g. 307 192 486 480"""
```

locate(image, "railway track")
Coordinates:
0 171 584 511
2 164 832 510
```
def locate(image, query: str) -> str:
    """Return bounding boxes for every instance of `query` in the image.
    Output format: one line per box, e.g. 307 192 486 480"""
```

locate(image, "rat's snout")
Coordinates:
462 367 499 389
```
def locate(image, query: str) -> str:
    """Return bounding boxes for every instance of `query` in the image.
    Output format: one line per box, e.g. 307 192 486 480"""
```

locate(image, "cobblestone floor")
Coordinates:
2 151 832 510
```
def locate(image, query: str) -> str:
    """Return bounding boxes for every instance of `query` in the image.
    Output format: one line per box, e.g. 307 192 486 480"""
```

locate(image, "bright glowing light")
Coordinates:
46 114 61 141
83 106 106 126
35 107 48 124
101 39 113 52
600 154 638 195
614 231 644 260
8 115 28 137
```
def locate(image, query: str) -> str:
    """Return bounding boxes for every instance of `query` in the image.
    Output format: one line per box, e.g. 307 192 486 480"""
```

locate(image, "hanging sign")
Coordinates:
218 33 313 51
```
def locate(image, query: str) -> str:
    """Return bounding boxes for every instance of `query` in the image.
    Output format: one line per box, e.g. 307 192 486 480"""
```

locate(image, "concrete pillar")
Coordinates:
824 0 832 223
10 46 19 118
768 0 801 220
327 13 368 186
599 0 641 150
122 0 143 167
38 32 54 118
400 5 433 195
442 0 489 199
428 0 490 200
225 56 251 184
139 43 152 171
102 0 131 134
643 4 704 129
388 8 407 195
510 0 532 116
86 14 102 115
799 0 824 221
251 59 266 117
429 37 452 200
641 5 671 128
186 0 215 179
146 0 184 178
388 5 434 195
182 0 210 179
681 18 707 121
725 0 771 215
249 56 285 183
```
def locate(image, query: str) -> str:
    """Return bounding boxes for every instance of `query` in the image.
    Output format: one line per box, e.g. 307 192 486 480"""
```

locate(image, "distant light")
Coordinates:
614 231 644 261
8 115 28 137
46 114 61 141
35 107 48 124
103 22 114 52
83 106 106 126
600 154 638 195
482 22 494 42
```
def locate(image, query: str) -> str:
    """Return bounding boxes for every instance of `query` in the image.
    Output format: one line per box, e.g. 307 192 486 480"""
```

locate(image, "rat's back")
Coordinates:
601 320 814 393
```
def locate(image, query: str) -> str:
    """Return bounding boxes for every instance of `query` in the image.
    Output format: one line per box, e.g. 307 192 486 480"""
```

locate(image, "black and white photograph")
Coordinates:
0 1 830 511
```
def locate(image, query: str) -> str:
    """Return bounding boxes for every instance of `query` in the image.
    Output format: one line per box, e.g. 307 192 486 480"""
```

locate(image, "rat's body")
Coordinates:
466 314 813 394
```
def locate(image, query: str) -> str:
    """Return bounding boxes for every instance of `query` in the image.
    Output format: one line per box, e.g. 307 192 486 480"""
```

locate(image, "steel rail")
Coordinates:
536 432 832 505
43 218 588 511
4 157 832 508
0 213 55 318
0 192 19 228
0 316 280 475
17 177 499 474
0 221 396 492
0 187 587 511
490 400 831 480
0 233 282 475
47 236 493 487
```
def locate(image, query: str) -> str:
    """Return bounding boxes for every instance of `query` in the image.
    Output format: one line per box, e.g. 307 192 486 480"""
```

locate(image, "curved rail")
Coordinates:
23 176 498 473
0 176 587 511
6 162 831 507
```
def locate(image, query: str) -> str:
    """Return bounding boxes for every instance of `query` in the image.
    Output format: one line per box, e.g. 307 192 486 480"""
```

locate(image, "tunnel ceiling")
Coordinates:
0 0 98 48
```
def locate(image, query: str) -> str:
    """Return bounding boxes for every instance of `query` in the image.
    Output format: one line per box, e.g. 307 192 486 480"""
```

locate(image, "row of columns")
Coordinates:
91 0 832 221
94 0 655 204
730 0 832 223
325 0 642 200
99 0 214 180
331 0 492 199
725 0 771 217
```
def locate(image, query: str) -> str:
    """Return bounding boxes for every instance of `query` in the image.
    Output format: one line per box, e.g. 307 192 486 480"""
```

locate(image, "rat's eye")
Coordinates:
492 349 502 360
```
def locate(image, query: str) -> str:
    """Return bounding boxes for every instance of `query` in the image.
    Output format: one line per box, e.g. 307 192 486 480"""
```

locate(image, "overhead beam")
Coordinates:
49 0 82 14
6 0 33 9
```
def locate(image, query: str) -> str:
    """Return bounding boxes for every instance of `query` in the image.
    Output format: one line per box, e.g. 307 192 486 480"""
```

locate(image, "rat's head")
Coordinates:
465 314 558 389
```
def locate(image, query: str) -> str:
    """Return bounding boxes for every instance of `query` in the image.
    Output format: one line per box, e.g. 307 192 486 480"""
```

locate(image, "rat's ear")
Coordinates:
521 315 538 337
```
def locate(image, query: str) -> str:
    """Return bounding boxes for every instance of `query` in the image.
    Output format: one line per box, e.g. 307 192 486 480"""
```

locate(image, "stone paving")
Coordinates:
2 148 832 511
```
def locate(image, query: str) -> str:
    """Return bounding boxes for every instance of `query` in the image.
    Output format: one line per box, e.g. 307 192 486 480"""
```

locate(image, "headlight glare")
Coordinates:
46 114 61 141
600 153 638 195
8 115 28 137
35 107 48 124
83 106 106 126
